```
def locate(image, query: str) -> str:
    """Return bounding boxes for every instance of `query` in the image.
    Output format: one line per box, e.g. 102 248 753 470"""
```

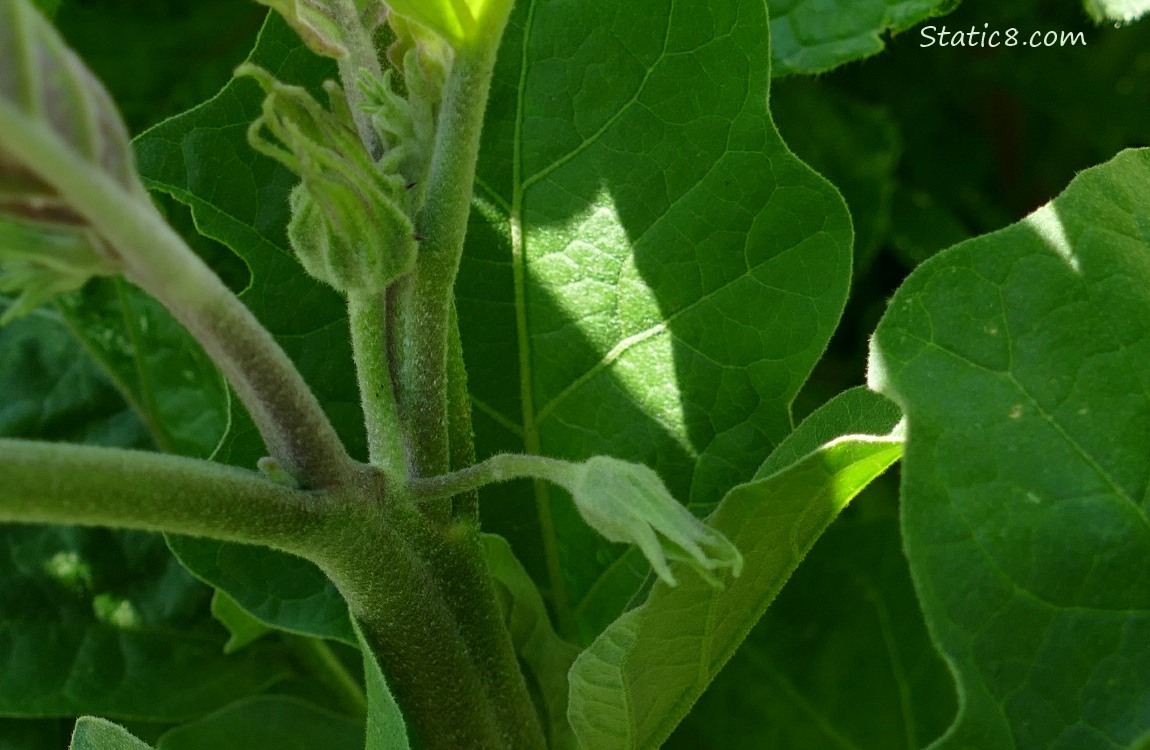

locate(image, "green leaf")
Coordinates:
54 278 229 459
766 0 959 77
466 0 852 640
164 535 356 645
667 476 956 749
567 404 904 749
155 696 362 750
771 79 901 277
0 525 293 721
354 624 411 750
1085 0 1150 22
483 534 579 750
210 589 272 653
869 148 1150 748
0 305 149 447
132 14 361 642
70 718 153 750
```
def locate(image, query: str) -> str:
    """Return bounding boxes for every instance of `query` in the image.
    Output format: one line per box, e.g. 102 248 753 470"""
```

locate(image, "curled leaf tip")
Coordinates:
566 456 743 588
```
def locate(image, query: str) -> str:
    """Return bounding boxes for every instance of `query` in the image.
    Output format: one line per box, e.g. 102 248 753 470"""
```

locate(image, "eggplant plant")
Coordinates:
1 0 1148 748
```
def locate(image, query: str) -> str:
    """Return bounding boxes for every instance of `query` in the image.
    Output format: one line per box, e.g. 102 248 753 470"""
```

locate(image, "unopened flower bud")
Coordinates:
241 65 416 294
565 457 743 587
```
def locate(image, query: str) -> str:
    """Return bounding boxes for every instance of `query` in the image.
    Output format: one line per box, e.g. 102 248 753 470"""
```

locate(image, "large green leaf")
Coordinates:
766 0 958 77
666 389 953 748
155 696 362 750
70 718 153 750
567 389 904 750
133 15 359 643
869 148 1150 748
465 0 853 640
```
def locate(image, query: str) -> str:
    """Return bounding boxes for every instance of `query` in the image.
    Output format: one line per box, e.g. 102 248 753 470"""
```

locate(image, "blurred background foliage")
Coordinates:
1 0 1148 747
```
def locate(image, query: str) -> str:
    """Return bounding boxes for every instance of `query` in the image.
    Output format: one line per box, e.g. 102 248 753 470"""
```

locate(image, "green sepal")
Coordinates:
563 456 744 588
0 216 121 324
240 64 417 293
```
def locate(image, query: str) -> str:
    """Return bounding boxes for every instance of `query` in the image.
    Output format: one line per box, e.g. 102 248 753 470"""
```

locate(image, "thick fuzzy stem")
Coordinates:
396 41 502 502
309 503 546 750
0 438 331 549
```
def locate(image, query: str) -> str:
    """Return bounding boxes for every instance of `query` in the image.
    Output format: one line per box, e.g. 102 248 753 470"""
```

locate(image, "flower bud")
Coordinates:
241 65 416 294
566 456 743 587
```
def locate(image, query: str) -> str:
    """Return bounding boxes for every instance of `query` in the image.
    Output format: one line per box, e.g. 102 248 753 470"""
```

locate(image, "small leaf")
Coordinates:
483 534 579 750
166 535 357 645
210 589 272 653
155 696 363 750
354 622 412 750
385 0 513 48
568 410 903 749
70 718 154 750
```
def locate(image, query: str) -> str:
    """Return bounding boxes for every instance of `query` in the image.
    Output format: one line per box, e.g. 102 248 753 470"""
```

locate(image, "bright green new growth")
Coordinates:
385 0 514 48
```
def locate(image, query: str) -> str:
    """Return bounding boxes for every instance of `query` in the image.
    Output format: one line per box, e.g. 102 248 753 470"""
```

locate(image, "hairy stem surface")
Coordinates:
348 292 407 476
395 41 503 501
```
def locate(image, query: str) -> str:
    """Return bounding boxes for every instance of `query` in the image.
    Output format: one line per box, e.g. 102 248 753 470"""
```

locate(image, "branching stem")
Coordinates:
0 107 355 488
